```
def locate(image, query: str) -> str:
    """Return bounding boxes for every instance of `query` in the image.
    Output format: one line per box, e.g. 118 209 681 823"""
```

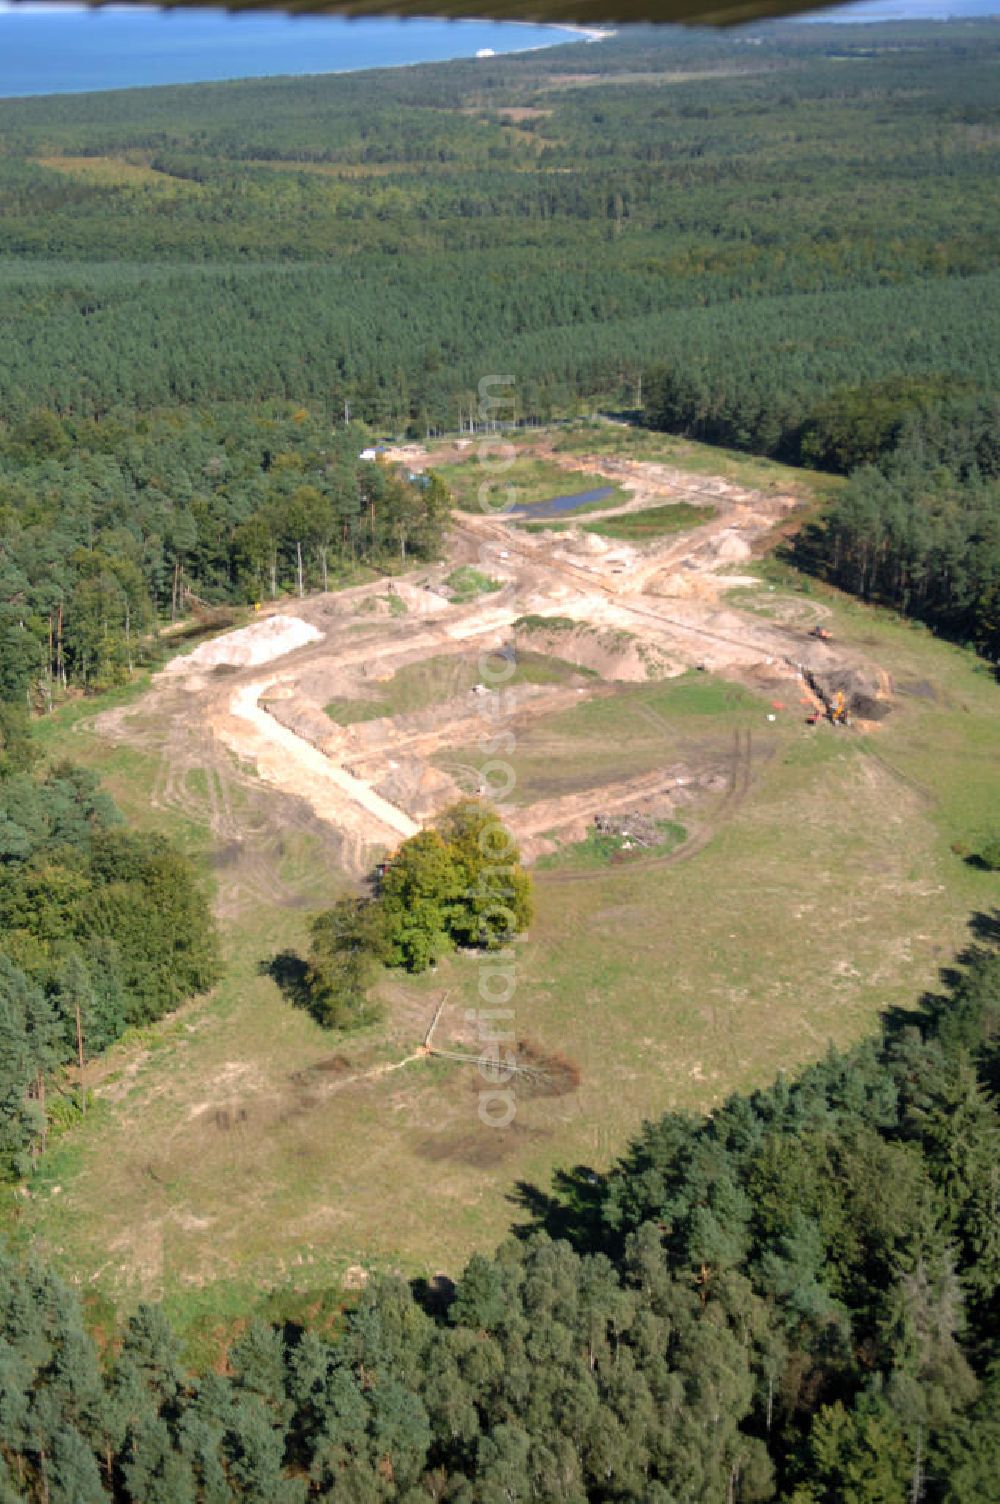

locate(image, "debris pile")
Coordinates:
801 663 893 723
515 1040 582 1098
593 810 661 848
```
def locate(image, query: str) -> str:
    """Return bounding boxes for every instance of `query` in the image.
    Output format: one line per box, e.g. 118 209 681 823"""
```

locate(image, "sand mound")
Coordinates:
164 614 323 674
515 620 672 682
714 531 753 562
375 760 460 820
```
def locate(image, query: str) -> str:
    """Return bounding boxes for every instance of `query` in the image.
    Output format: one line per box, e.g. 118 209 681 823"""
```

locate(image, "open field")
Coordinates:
325 648 593 726
519 501 715 540
35 153 191 189
7 428 998 1358
433 673 765 808
579 501 717 541
549 420 847 502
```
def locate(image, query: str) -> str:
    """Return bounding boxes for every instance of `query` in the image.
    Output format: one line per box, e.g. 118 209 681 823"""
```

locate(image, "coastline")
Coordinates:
0 13 606 100
539 22 618 41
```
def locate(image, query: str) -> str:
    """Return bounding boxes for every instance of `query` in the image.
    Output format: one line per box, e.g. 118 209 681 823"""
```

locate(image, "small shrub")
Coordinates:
514 614 576 632
445 567 502 601
973 836 1000 871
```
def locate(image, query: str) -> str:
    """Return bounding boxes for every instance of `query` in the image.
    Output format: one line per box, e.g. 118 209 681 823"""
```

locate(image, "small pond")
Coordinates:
506 486 616 520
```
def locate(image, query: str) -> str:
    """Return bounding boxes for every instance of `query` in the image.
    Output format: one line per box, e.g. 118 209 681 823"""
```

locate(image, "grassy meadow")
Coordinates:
551 421 848 502
325 649 591 725
5 561 998 1364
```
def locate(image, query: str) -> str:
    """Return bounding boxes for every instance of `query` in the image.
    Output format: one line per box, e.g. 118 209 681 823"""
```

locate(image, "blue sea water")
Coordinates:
0 9 587 99
0 3 992 102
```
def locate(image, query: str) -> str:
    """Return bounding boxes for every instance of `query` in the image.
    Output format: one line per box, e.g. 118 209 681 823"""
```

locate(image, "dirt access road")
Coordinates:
95 447 887 887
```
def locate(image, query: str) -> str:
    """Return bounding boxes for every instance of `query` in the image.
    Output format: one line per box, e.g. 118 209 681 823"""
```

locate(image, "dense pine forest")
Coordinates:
0 408 449 698
0 24 997 428
0 21 998 678
0 705 218 1181
0 917 995 1501
0 23 998 1499
788 458 1000 659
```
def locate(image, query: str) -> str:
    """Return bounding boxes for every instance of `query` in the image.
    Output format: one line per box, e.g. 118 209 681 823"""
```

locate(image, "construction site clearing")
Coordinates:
96 442 893 887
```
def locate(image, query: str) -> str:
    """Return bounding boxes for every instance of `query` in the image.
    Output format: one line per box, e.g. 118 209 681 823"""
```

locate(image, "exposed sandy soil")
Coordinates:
162 614 322 673
39 423 1000 1324
223 681 420 843
98 447 889 887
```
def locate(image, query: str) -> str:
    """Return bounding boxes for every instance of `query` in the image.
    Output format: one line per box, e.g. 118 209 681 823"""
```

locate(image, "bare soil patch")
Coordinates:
98 444 890 881
514 1041 583 1098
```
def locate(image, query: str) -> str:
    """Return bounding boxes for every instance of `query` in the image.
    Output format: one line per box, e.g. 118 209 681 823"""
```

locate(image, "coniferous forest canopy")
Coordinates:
0 23 997 431
0 917 996 1503
0 707 220 1178
0 19 998 1502
0 21 998 679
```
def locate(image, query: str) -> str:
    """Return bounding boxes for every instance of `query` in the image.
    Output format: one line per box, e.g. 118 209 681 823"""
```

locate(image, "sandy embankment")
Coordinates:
225 680 420 843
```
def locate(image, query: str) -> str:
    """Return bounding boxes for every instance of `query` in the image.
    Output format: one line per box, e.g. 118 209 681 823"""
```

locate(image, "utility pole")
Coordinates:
36 1072 46 1156
56 601 65 688
75 1001 86 1116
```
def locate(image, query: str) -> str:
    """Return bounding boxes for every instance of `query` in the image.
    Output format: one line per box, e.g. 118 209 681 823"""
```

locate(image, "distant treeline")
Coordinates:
0 20 996 686
641 362 1000 657
1 266 995 444
0 915 996 1500
642 371 999 482
0 24 995 432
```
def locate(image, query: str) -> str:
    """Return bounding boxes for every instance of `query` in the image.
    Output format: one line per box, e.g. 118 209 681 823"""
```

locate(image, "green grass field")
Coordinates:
537 817 688 872
325 649 592 725
582 502 716 540
6 558 998 1363
435 672 764 804
550 421 847 502
518 502 714 539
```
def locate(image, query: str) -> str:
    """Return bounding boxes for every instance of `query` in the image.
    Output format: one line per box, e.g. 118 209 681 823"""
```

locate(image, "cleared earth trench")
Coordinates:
98 453 890 883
